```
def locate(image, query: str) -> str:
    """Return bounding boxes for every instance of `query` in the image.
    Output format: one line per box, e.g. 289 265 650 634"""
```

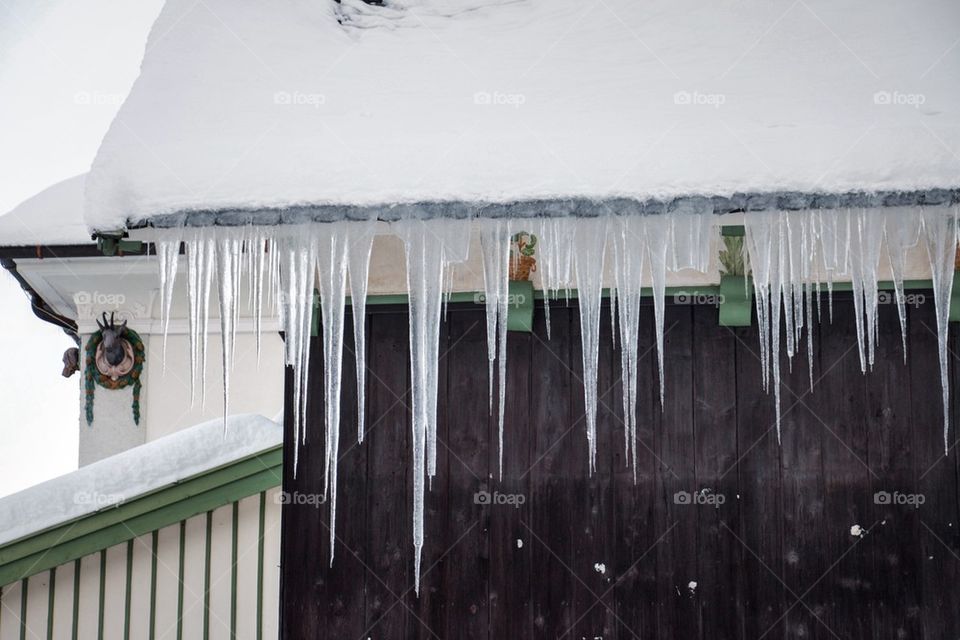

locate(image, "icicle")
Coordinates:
610 215 645 480
251 232 268 363
347 222 376 444
185 231 201 405
646 216 670 406
278 229 318 475
531 217 576 340
478 219 512 479
883 210 921 362
745 212 781 439
395 217 471 594
215 230 243 433
744 207 935 444
572 216 608 474
921 207 957 454
847 210 884 372
313 223 352 564
156 228 182 370
184 228 216 408
609 285 617 350
199 236 215 409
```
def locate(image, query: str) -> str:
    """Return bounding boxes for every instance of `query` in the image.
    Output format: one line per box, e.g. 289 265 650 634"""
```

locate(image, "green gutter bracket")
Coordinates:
721 225 745 237
718 275 753 326
96 234 144 257
506 280 535 332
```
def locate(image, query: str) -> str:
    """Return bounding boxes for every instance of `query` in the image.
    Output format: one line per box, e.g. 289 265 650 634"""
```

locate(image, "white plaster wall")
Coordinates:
142 332 285 443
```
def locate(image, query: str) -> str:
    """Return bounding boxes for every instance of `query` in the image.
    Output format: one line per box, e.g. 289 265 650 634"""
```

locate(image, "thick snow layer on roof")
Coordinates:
0 174 91 246
86 0 960 231
0 413 281 546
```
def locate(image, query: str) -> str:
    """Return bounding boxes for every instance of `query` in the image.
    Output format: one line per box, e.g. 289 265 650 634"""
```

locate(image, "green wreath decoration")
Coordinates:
84 327 145 426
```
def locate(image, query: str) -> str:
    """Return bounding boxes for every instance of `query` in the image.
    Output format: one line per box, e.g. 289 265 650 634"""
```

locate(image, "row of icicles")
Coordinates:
153 206 958 594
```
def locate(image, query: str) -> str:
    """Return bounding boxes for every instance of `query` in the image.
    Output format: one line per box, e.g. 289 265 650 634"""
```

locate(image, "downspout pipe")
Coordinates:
0 257 79 344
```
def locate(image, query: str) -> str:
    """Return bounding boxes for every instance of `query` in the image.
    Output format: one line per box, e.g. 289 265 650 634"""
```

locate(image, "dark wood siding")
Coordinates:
281 293 960 639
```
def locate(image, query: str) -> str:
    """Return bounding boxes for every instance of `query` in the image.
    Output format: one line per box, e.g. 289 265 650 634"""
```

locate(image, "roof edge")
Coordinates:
130 188 960 230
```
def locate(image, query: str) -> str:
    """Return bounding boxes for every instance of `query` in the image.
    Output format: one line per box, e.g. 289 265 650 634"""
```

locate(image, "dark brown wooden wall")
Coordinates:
280 293 960 640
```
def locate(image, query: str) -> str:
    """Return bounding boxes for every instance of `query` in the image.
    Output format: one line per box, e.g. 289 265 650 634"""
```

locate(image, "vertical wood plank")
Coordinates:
653 303 698 639
865 296 921 639
322 312 369 639
528 304 575 639
364 309 415 639
692 306 740 640
777 309 828 640
442 308 489 640
815 298 874 640
569 300 617 640
489 319 533 640
734 317 784 639
913 296 960 638
613 299 660 640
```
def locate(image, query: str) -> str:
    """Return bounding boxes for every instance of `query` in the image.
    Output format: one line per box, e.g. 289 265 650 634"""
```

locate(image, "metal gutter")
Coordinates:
0 257 79 344
0 242 157 343
137 188 960 229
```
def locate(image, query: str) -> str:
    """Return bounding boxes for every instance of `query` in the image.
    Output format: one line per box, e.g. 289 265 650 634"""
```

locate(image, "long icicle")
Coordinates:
478 219 512 478
395 217 471 594
921 207 957 454
572 216 608 474
315 223 351 564
347 222 376 444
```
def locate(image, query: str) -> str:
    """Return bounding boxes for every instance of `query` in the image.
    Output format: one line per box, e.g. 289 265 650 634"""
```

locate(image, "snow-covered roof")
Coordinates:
0 413 281 547
0 174 92 247
85 0 960 232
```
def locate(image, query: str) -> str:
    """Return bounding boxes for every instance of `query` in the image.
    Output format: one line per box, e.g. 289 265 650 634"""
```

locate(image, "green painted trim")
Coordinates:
506 280 535 332
0 447 282 565
123 540 133 640
827 279 933 292
719 275 753 327
149 531 157 640
71 560 80 640
203 511 211 640
0 454 282 586
230 502 238 639
176 521 185 640
46 568 55 640
19 577 27 640
256 492 265 640
97 551 105 640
